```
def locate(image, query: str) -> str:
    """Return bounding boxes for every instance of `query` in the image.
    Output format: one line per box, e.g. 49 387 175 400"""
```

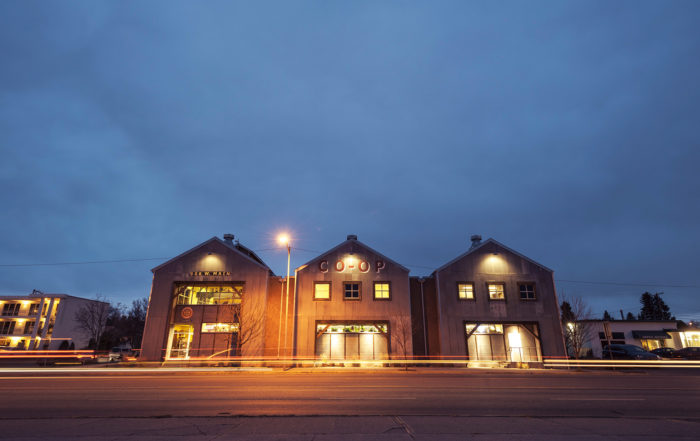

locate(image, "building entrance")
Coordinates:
465 323 542 363
315 323 388 362
166 324 193 359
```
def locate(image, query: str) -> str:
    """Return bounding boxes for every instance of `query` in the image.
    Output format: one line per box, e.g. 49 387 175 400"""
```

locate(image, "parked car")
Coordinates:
650 347 676 359
108 347 134 362
671 347 700 360
602 344 661 360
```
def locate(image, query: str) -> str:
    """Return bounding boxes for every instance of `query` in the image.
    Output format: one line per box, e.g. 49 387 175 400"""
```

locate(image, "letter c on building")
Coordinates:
319 260 328 273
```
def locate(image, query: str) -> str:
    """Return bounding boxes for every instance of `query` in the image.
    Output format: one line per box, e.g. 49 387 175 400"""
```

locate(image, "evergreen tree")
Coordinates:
639 292 654 320
603 310 613 320
639 291 674 320
625 312 635 320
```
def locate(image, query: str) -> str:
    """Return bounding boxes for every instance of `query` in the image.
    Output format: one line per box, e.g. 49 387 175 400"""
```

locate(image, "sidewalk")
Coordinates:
0 415 697 440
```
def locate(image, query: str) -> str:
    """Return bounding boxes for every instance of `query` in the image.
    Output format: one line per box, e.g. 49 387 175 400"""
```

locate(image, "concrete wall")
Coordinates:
434 240 566 359
52 296 106 350
140 238 271 361
294 238 412 359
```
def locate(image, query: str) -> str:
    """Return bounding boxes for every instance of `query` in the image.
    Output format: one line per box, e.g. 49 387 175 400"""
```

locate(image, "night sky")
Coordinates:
1 1 699 321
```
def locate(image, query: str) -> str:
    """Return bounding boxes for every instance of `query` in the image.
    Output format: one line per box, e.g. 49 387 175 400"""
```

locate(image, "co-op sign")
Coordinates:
318 256 386 273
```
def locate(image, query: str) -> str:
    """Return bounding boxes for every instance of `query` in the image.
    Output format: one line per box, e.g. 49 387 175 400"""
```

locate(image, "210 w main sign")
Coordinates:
318 258 385 273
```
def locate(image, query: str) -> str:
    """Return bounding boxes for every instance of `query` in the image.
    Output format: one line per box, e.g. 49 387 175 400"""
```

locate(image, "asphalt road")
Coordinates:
1 368 698 419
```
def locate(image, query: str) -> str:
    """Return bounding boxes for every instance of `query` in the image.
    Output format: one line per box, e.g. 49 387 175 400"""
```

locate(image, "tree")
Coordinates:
390 313 415 370
213 295 265 360
625 312 636 321
560 296 594 359
603 310 613 321
639 292 674 320
74 295 111 353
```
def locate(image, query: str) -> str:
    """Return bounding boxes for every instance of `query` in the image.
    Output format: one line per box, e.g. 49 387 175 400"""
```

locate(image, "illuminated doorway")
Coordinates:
166 324 193 359
315 323 388 362
465 323 542 363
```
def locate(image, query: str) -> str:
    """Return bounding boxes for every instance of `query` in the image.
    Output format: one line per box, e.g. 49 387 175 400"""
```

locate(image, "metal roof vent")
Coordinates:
470 234 482 249
347 234 358 241
223 233 235 244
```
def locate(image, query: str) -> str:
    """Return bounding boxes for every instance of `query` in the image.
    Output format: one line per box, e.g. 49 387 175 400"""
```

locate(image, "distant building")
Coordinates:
580 320 698 358
141 233 568 366
0 290 105 350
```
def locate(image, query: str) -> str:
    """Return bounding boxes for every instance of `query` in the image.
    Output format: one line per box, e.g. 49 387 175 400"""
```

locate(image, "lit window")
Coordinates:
174 284 243 305
374 283 390 299
201 323 239 333
466 323 503 334
487 283 505 300
23 321 34 335
518 283 536 300
314 282 330 300
344 282 360 300
458 283 474 300
29 304 40 315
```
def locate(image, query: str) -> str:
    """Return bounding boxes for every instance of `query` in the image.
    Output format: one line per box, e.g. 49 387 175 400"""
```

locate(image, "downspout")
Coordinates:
419 278 428 357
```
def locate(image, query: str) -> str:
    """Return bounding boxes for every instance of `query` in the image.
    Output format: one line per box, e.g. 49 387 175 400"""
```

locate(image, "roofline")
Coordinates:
296 238 410 273
434 238 553 273
151 236 271 273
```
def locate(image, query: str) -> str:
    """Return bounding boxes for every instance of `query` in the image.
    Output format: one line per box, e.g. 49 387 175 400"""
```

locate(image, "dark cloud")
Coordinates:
1 1 699 320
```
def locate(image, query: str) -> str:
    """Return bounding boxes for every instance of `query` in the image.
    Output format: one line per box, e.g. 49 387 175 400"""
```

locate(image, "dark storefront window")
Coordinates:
174 284 244 305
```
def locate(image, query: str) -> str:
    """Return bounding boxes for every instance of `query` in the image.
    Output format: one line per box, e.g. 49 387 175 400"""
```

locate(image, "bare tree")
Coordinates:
560 295 594 359
74 295 111 353
391 313 414 370
218 295 265 359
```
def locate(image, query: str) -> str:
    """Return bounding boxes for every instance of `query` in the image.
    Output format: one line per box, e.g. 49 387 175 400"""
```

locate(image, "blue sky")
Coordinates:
1 1 699 320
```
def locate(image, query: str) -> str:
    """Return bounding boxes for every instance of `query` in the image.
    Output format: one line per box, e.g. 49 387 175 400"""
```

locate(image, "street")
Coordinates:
0 367 698 440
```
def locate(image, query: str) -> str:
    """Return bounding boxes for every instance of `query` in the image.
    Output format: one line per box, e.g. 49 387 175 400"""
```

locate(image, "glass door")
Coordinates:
167 325 193 359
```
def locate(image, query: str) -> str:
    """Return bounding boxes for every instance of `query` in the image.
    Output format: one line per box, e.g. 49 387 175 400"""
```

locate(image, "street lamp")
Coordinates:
277 234 291 359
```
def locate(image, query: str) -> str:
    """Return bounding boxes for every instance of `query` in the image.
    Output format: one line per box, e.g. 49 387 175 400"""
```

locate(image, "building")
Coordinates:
141 233 568 366
0 290 105 350
294 235 413 363
580 320 686 358
417 235 567 366
140 234 289 361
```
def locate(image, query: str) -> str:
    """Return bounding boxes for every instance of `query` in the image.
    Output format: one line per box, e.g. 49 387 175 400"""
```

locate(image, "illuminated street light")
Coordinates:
276 233 291 359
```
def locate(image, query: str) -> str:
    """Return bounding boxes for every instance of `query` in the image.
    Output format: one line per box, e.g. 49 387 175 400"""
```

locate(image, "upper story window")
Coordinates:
23 321 34 335
174 284 243 305
374 282 390 300
457 283 475 300
344 282 361 300
519 283 536 300
314 282 331 300
0 321 16 335
487 283 505 300
29 304 40 315
1 303 20 316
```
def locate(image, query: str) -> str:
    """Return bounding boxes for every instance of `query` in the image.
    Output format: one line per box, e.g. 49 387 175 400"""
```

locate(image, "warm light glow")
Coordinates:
277 233 290 246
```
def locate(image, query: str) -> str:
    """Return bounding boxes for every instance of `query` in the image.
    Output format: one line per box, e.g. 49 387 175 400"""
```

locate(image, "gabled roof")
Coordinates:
151 236 271 273
296 237 410 273
434 238 553 274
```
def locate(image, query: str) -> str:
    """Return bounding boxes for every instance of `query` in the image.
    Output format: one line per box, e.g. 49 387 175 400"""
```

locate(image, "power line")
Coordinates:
555 279 698 289
0 257 170 267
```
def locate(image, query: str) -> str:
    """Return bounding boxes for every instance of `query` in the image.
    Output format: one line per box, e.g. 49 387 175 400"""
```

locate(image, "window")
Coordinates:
344 282 361 300
174 284 243 305
374 282 390 300
519 283 536 300
487 283 505 300
23 321 34 335
0 321 16 335
465 323 504 334
2 303 20 316
457 283 475 300
201 323 239 333
29 304 40 315
314 282 330 300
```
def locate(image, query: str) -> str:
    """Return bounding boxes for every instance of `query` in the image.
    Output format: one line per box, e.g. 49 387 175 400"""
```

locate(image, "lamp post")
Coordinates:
277 234 291 359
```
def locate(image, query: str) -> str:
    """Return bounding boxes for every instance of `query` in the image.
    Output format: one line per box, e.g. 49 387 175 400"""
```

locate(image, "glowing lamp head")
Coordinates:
277 233 290 246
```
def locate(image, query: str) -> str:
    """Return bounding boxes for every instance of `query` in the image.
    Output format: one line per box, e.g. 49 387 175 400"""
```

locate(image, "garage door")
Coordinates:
315 323 388 361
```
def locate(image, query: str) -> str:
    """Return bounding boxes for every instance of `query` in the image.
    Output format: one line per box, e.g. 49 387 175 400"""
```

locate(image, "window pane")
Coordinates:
374 283 390 299
315 283 330 299
488 284 505 299
458 284 474 299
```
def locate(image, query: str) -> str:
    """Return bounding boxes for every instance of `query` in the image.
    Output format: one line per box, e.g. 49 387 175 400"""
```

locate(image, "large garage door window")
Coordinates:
174 284 243 305
315 323 388 361
466 323 541 362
